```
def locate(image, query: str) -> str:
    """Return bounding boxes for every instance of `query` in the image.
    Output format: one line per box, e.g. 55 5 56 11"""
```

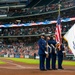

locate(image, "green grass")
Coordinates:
6 58 75 66
0 61 6 64
62 61 75 66
7 58 39 64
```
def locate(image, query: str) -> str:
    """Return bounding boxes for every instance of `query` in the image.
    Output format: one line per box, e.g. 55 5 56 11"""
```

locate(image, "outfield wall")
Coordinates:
0 54 75 60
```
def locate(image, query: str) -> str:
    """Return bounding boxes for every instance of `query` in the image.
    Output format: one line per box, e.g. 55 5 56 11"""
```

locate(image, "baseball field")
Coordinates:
0 57 75 75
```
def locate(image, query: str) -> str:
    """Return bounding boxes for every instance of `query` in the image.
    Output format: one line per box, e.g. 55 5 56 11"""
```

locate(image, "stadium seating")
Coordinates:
0 0 75 58
0 0 74 17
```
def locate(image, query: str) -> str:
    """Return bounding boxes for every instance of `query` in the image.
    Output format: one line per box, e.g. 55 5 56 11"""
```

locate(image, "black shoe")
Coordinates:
58 68 64 70
52 68 58 70
40 69 47 71
46 69 52 70
61 68 64 70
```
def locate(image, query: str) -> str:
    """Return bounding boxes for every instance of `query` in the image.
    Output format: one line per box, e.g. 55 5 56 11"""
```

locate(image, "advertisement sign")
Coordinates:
15 54 20 58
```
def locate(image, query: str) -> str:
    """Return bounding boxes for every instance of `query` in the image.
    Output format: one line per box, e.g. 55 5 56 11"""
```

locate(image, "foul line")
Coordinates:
0 59 38 69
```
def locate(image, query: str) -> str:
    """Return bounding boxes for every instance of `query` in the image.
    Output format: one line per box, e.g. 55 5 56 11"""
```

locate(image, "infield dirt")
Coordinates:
0 58 75 75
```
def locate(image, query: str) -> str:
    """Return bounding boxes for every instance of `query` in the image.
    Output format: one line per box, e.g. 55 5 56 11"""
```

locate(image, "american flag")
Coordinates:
55 15 61 44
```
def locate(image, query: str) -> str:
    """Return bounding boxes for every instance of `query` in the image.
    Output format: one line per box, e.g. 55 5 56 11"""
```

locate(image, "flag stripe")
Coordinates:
55 15 61 43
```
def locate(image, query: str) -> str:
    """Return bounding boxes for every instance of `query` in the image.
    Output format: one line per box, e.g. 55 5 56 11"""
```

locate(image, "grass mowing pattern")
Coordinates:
7 58 75 66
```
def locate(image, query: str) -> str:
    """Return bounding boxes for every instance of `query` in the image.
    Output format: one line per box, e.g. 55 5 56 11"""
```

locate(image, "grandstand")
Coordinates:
0 0 75 59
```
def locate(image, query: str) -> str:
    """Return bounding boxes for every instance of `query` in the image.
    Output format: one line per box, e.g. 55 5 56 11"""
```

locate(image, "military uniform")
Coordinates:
57 44 64 69
46 41 52 70
48 39 57 70
38 38 46 70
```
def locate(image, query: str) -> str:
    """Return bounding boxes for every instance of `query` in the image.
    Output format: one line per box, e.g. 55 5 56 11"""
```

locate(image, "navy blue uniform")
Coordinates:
46 42 51 70
48 40 57 70
58 44 64 69
38 38 46 70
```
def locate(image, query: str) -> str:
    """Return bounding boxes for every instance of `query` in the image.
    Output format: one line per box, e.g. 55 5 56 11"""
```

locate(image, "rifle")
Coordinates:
50 44 57 54
45 43 52 58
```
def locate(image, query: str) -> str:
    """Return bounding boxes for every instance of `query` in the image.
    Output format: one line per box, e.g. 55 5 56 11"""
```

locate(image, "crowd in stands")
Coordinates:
0 22 74 56
0 0 74 57
0 0 75 17
0 21 74 36
0 36 73 57
0 38 39 57
0 5 75 26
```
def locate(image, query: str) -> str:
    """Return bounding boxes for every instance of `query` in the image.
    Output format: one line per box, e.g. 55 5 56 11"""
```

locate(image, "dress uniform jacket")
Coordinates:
38 38 46 70
58 44 64 69
48 39 57 69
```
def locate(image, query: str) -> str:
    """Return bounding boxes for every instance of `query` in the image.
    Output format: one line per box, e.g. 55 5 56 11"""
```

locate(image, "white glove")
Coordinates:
62 51 66 53
45 51 48 54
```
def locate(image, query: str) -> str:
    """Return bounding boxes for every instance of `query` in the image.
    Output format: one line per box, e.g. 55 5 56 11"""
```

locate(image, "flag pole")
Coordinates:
58 1 62 50
58 1 61 16
58 2 62 44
